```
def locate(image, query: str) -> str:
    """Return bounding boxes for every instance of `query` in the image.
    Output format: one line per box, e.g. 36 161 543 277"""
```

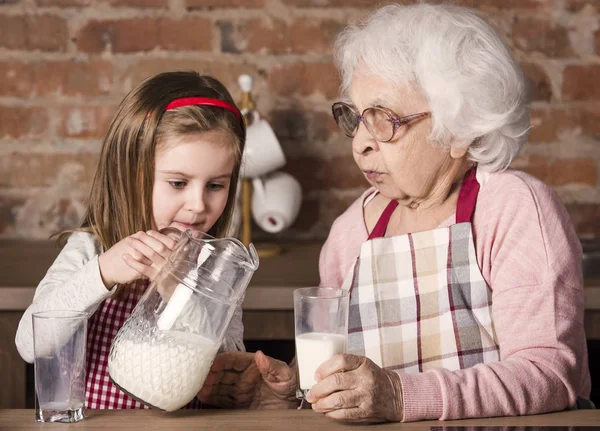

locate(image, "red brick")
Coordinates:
520 62 552 102
118 59 257 97
565 203 600 237
59 105 117 138
528 106 600 143
0 194 27 236
595 29 600 57
159 18 213 51
281 0 382 7
325 155 368 189
29 15 69 51
37 0 165 6
271 109 335 147
268 63 340 100
108 0 167 7
38 60 113 97
285 0 548 7
0 153 98 187
0 15 26 50
285 156 367 193
186 0 265 8
222 17 342 54
322 191 364 231
36 0 92 6
0 15 68 51
288 197 320 231
289 18 343 54
240 18 289 54
0 61 109 98
76 19 159 53
566 0 600 13
562 65 600 101
0 61 34 97
512 17 575 58
0 106 48 139
521 157 597 187
467 0 552 8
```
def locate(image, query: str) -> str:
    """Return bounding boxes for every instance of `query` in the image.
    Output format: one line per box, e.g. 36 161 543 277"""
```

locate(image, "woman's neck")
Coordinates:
383 162 473 236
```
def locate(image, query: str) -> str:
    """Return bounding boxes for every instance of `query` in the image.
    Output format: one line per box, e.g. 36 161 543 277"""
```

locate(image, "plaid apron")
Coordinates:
85 282 202 409
342 166 500 372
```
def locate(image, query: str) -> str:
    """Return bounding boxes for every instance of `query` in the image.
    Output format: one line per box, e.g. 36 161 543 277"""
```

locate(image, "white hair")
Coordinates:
334 2 530 172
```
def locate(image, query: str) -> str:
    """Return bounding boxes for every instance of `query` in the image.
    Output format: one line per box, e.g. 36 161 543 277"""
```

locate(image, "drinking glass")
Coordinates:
294 287 349 400
33 310 87 423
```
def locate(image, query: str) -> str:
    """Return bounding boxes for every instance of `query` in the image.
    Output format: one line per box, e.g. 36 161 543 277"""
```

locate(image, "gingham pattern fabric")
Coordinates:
342 167 500 372
85 282 202 409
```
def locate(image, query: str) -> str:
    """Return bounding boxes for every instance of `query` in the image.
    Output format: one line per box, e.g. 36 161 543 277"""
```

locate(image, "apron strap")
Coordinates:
456 165 479 224
367 165 479 240
367 199 398 240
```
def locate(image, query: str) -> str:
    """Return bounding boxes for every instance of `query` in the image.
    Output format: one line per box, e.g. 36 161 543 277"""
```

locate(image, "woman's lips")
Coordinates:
363 170 383 181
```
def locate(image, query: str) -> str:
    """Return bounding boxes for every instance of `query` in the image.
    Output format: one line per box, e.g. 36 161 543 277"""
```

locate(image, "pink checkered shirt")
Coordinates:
85 282 201 409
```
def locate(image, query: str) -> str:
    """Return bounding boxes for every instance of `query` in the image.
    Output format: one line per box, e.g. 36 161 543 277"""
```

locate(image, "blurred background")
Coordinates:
0 0 599 410
0 0 598 242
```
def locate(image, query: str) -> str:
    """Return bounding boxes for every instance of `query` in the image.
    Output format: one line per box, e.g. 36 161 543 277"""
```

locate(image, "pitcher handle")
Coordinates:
159 226 183 242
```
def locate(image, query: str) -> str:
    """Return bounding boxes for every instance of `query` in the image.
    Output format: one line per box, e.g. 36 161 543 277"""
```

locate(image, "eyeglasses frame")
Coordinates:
331 101 431 143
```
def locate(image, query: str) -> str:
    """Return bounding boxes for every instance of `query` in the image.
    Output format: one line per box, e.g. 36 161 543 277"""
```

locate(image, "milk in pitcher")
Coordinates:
108 331 218 412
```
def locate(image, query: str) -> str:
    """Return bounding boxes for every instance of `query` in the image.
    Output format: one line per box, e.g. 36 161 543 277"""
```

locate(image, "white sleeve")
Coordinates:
15 232 115 363
220 299 245 353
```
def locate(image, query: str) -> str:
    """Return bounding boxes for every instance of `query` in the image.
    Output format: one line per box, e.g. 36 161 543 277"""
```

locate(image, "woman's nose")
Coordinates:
351 125 378 155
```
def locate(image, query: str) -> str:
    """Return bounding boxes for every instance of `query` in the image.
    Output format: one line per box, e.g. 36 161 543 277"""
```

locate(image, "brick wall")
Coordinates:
0 0 598 241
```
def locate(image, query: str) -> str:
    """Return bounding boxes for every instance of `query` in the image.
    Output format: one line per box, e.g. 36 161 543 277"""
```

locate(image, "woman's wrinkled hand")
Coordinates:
98 230 177 288
197 350 299 410
306 354 403 423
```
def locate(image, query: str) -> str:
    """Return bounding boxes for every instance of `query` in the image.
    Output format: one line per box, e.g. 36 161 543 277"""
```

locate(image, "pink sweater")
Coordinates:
319 169 591 421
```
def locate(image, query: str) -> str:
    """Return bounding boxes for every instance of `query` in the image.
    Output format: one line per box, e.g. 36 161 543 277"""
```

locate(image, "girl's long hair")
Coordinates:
57 71 245 298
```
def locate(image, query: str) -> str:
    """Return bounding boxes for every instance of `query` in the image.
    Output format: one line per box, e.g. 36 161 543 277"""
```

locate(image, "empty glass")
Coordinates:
294 287 349 400
33 310 87 423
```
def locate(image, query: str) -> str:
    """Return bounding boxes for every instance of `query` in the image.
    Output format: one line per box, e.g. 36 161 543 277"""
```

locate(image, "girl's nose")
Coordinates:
187 191 206 213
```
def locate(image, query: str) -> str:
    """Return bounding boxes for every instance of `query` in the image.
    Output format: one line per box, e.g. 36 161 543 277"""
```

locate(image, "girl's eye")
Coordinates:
207 183 225 191
169 181 186 189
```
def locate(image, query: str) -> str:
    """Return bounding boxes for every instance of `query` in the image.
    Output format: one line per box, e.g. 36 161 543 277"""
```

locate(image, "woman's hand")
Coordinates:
98 230 177 288
197 351 299 409
306 354 403 423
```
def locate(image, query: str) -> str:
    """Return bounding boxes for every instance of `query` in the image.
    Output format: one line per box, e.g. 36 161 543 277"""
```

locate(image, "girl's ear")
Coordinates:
450 140 470 159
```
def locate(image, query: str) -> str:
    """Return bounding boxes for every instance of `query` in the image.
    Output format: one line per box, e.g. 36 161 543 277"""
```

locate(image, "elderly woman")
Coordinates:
198 2 592 422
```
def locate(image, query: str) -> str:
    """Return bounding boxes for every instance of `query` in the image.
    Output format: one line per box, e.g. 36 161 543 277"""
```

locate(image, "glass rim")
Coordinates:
293 287 348 299
32 310 88 320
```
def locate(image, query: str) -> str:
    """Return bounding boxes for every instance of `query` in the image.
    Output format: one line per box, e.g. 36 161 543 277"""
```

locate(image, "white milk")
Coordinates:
108 331 218 412
296 332 346 390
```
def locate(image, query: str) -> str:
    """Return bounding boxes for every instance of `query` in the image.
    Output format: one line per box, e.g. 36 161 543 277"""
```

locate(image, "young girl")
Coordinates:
15 71 247 409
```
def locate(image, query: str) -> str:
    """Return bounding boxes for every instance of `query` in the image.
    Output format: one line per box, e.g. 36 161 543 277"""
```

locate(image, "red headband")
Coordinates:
165 97 243 122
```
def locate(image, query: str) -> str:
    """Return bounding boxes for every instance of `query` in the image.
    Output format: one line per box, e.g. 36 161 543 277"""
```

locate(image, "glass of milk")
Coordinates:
33 310 87 423
294 287 349 400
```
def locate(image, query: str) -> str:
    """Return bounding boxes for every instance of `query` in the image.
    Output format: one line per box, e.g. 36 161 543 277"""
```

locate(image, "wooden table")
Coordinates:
1 409 599 430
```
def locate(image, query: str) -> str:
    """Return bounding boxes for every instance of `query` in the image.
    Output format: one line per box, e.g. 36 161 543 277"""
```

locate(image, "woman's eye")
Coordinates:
169 181 186 189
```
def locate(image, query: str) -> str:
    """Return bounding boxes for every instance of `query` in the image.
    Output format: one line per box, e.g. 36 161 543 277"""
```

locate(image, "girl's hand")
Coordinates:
98 230 177 288
197 351 299 409
306 354 403 423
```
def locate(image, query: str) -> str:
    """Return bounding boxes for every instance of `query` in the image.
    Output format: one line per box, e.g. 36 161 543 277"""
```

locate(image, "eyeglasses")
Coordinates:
331 102 431 143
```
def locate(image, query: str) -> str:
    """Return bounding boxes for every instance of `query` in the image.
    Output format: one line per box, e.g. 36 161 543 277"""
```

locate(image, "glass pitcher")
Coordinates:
108 229 259 412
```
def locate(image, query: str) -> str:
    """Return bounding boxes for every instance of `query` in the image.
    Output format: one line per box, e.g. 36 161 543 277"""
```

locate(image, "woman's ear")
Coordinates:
450 140 470 159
